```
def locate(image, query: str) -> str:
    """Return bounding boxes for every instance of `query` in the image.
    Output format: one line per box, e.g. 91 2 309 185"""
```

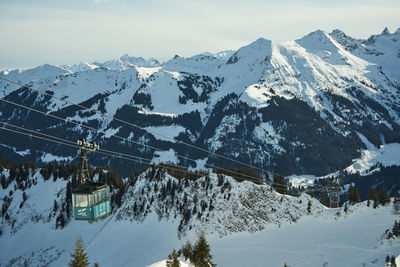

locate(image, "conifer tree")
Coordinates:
192 233 215 267
348 185 361 204
390 255 396 267
367 185 377 201
373 199 378 209
344 202 348 213
166 249 180 267
320 191 328 207
53 200 58 213
181 240 193 262
273 175 288 195
393 220 400 237
378 188 390 206
394 193 400 213
69 236 89 267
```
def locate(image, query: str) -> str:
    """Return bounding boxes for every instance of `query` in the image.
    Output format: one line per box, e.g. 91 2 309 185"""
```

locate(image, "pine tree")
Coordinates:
367 185 377 201
273 175 288 195
181 240 193 261
320 191 328 207
56 213 65 229
348 185 361 204
53 200 58 213
373 198 379 209
192 233 215 267
307 200 312 213
93 262 99 267
69 236 90 267
393 220 400 237
378 188 390 206
394 193 400 214
386 255 391 264
166 249 180 267
390 255 396 267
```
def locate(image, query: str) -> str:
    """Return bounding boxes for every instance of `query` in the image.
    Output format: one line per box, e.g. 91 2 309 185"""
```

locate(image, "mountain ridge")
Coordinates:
0 27 399 178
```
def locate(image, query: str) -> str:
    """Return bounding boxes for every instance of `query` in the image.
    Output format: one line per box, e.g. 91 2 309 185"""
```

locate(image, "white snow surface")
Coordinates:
144 125 186 142
151 149 179 165
41 153 73 163
288 174 317 187
346 142 400 175
1 168 400 267
146 259 192 267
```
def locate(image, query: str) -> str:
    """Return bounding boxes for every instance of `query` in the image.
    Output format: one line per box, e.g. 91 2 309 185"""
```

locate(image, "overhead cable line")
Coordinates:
0 97 270 183
0 121 269 184
0 120 153 163
0 123 204 179
0 76 271 174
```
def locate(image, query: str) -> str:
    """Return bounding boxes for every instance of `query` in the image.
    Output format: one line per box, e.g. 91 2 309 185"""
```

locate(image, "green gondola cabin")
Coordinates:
72 182 111 220
72 139 111 221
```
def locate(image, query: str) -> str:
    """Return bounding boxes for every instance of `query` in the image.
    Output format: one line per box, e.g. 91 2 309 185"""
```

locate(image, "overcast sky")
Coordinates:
0 0 399 70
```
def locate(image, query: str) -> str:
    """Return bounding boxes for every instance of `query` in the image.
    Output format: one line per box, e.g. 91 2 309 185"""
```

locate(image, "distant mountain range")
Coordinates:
1 28 400 266
0 27 399 179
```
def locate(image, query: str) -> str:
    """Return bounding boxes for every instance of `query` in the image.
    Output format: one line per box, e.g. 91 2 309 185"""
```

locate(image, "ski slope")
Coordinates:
0 170 399 267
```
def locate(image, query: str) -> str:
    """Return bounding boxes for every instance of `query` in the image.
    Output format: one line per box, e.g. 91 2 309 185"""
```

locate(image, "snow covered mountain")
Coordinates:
0 28 400 181
1 163 399 266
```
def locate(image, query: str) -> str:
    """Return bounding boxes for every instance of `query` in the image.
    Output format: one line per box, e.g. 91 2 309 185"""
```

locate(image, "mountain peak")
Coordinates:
255 37 269 43
331 29 345 36
246 37 272 51
120 53 130 60
297 29 330 43
308 29 327 37
381 27 390 35
251 37 271 46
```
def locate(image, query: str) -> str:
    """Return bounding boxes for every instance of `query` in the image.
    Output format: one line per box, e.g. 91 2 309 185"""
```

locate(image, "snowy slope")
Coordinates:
0 27 400 178
0 166 399 267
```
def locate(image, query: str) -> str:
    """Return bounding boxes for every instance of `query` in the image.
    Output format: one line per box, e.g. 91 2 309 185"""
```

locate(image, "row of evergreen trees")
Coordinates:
385 255 397 267
166 233 216 267
386 220 400 240
69 233 215 267
314 183 393 208
213 167 263 184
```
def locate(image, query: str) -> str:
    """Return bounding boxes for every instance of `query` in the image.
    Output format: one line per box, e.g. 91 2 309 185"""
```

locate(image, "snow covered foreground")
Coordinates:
1 173 400 267
146 260 192 267
2 203 399 266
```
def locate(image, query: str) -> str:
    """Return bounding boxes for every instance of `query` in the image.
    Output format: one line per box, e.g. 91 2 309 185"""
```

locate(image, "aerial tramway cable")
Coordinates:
0 123 206 179
0 76 272 175
0 121 283 185
0 97 273 183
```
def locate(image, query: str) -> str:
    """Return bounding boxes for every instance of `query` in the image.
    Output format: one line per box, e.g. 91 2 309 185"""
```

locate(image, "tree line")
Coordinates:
166 232 216 267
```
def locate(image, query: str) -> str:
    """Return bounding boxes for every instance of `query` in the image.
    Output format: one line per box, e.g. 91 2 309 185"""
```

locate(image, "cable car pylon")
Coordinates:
72 139 111 221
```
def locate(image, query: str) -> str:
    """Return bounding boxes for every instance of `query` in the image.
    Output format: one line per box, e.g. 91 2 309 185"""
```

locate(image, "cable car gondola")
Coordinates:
72 139 111 221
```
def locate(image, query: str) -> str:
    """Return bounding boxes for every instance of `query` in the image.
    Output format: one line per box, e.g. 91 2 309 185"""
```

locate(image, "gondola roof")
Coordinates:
72 182 109 194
